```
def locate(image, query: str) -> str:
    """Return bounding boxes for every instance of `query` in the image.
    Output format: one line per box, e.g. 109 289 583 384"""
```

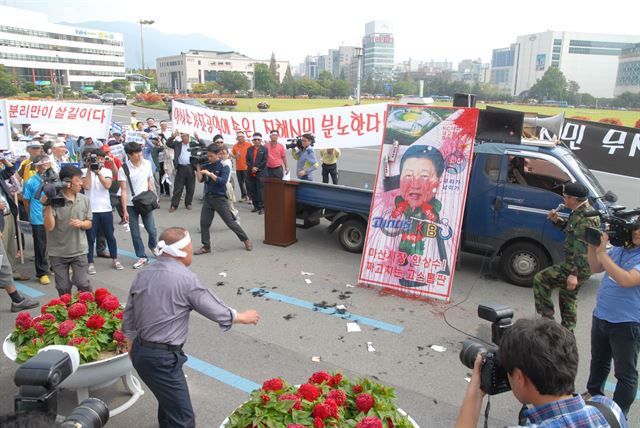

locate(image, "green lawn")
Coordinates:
133 98 640 127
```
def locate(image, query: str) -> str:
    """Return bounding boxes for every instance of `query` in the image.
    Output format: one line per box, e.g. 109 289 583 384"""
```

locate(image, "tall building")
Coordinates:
0 5 125 90
614 43 640 96
511 31 640 98
362 20 394 80
303 55 318 80
490 45 517 93
156 50 288 93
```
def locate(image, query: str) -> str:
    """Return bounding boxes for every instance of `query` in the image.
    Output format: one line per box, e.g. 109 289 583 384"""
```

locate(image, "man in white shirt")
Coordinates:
51 138 70 174
119 142 158 269
82 149 123 274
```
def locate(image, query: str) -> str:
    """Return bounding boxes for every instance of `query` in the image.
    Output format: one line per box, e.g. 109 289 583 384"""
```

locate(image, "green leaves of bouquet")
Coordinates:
10 288 127 364
226 371 414 428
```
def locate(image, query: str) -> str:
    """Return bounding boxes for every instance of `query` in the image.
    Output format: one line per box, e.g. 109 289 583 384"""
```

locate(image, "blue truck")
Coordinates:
295 139 615 287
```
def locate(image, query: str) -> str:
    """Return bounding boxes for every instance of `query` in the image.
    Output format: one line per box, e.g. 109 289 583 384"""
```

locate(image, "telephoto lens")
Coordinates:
459 339 487 369
60 398 109 428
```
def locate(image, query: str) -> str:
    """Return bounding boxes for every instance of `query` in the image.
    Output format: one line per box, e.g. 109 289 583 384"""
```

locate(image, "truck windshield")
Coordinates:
563 153 605 197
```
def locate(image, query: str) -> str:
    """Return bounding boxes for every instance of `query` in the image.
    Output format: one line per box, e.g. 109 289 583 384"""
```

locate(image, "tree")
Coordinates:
192 82 219 94
279 65 295 97
293 78 322 97
254 63 277 95
269 52 278 81
528 67 568 101
392 80 418 96
217 71 249 93
330 79 352 98
317 71 334 97
363 75 374 94
0 65 18 96
111 79 129 92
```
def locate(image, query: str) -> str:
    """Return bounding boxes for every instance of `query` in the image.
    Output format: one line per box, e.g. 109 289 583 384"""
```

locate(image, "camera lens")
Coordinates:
460 339 487 369
60 398 109 428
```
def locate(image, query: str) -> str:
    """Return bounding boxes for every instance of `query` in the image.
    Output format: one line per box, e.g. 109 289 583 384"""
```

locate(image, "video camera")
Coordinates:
584 206 640 247
187 146 209 165
14 347 109 428
285 136 310 150
459 303 514 395
88 153 102 172
38 168 67 209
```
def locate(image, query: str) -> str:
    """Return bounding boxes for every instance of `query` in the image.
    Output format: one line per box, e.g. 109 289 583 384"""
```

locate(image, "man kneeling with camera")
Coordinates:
455 317 627 427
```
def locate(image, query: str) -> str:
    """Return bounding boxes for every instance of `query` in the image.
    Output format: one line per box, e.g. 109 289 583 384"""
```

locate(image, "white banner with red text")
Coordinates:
171 101 389 149
0 100 10 150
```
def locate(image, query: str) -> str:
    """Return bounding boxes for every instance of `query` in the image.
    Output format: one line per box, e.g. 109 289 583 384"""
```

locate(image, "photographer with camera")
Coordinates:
584 217 640 418
82 150 124 273
456 318 627 427
533 182 599 332
22 155 52 285
43 165 93 296
166 131 205 212
290 133 319 181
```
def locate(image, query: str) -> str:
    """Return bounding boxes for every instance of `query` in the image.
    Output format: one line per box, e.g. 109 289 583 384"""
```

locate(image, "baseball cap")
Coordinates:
26 141 43 149
563 182 588 198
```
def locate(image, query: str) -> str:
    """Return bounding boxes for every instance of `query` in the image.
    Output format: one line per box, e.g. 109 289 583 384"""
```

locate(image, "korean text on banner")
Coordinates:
358 106 479 302
5 100 112 139
0 100 10 150
125 131 145 143
171 102 389 149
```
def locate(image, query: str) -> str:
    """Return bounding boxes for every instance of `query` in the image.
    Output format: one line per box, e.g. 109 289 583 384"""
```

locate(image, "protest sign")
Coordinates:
5 100 112 138
172 102 388 149
0 100 10 150
358 106 479 301
125 131 145 144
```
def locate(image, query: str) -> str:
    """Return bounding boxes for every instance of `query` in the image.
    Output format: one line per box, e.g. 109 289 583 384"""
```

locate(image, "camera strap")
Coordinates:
122 163 136 197
585 400 622 428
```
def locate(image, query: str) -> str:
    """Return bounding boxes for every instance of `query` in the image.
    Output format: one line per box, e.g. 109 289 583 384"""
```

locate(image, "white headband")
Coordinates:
157 232 191 258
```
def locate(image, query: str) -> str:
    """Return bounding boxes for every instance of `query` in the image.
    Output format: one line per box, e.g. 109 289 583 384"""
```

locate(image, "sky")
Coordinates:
6 0 640 66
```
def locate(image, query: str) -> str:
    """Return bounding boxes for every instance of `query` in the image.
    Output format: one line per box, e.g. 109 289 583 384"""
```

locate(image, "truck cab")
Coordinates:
463 140 611 286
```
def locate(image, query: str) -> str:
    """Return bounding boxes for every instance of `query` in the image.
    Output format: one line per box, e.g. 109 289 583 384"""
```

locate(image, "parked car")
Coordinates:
112 93 127 105
100 93 114 103
86 92 100 100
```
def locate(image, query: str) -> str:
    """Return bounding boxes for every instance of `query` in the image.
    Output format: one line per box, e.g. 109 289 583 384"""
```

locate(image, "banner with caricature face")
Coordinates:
358 105 479 301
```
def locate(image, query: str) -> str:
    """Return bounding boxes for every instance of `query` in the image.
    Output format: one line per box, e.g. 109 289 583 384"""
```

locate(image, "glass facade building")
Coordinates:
362 21 394 81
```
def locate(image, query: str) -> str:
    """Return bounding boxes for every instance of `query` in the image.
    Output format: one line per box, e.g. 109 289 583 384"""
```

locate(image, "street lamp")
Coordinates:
139 19 155 73
354 47 363 105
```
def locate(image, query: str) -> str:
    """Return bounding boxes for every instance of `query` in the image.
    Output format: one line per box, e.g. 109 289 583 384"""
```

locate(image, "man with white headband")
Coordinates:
123 226 260 428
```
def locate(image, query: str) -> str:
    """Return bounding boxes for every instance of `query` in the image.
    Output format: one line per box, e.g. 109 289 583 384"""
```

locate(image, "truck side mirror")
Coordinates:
604 190 618 203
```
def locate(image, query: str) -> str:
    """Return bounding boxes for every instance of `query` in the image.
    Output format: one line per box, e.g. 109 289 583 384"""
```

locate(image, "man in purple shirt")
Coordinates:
123 226 259 428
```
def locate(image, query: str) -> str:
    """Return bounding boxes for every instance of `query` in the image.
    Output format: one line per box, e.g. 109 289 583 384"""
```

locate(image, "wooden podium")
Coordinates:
262 177 299 247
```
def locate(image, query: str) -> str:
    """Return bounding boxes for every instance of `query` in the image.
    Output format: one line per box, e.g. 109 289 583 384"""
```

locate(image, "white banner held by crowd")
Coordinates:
171 101 389 149
125 131 145 143
5 100 112 139
0 100 10 150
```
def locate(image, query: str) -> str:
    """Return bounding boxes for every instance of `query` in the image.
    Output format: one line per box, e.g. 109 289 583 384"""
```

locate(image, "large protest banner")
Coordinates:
0 100 10 150
172 101 388 149
539 118 640 179
358 106 479 301
5 100 112 139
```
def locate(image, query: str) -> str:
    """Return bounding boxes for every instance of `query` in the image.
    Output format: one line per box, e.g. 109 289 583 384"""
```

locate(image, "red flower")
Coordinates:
352 385 364 393
40 313 55 322
86 315 105 330
68 337 88 346
298 383 321 402
78 292 95 303
356 394 375 413
356 417 383 428
314 417 324 428
99 295 120 312
386 418 394 428
115 311 124 320
40 304 49 314
313 403 332 420
33 323 46 336
15 311 32 330
261 394 271 402
327 389 347 406
113 330 126 343
67 303 88 319
287 425 306 428
95 288 110 304
262 378 284 392
58 320 76 337
47 298 66 307
59 294 72 304
278 394 302 411
332 373 342 386
309 371 333 385
31 338 44 346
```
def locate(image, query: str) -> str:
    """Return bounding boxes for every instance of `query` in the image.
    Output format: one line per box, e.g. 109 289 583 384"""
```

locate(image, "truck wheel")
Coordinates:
338 219 366 253
500 242 550 287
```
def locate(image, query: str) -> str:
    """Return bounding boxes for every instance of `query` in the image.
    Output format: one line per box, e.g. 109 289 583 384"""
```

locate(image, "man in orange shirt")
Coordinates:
231 131 252 203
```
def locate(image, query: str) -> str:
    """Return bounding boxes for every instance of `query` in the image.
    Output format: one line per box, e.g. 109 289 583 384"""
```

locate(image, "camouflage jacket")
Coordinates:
554 202 600 277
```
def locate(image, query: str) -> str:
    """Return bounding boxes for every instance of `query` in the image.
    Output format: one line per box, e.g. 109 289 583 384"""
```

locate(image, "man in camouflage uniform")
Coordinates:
533 182 599 332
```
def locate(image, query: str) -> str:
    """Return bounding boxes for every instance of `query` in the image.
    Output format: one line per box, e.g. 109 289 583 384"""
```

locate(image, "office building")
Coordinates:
0 5 125 90
490 45 517 93
362 20 394 80
614 43 640 96
156 50 289 93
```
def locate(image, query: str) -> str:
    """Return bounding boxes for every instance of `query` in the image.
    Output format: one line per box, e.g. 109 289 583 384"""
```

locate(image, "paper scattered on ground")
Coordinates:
346 322 361 333
464 376 471 383
311 356 321 362
430 345 447 353
219 272 227 277
301 271 315 276
367 342 376 352
345 283 355 288
336 304 347 311
304 278 312 284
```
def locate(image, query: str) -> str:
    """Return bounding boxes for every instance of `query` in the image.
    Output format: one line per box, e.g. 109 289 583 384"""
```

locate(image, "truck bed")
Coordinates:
295 181 373 217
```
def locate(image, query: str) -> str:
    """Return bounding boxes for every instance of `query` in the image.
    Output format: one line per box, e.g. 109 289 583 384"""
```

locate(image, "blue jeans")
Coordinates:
127 206 157 259
86 212 118 263
587 315 640 416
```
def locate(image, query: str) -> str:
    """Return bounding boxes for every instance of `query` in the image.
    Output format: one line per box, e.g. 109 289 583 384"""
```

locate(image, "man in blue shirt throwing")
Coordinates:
585 217 640 419
195 145 252 255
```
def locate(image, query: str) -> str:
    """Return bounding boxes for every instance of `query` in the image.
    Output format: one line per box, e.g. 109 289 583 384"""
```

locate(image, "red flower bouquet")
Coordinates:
225 371 416 427
9 288 127 364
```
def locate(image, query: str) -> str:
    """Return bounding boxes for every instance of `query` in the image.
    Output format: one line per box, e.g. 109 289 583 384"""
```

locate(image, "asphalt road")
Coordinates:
0 102 638 427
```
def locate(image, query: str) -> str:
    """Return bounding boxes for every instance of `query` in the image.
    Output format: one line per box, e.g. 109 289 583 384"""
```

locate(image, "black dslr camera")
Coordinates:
584 206 640 247
459 303 514 395
14 349 109 427
38 168 67 208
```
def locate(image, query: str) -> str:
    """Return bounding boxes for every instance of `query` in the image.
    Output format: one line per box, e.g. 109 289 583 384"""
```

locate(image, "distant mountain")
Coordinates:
58 21 233 69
